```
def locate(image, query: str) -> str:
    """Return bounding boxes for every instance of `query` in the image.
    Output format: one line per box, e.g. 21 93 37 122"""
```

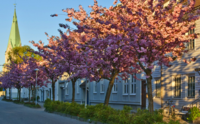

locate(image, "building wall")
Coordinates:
38 82 58 102
152 17 200 110
63 74 142 111
5 87 29 99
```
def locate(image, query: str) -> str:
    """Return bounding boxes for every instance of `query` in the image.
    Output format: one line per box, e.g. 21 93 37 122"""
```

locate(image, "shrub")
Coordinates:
43 101 181 124
37 96 40 101
64 102 72 115
94 105 117 123
79 105 96 119
123 105 132 113
67 102 84 116
51 101 61 112
107 109 133 124
44 98 51 111
43 99 61 113
187 107 200 122
132 108 164 124
107 106 133 124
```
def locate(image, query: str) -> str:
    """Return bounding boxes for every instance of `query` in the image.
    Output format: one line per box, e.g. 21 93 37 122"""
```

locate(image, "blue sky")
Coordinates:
0 0 119 71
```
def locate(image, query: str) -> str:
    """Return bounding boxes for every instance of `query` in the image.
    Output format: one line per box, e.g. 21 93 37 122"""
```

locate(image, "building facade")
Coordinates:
59 73 146 111
150 1 200 111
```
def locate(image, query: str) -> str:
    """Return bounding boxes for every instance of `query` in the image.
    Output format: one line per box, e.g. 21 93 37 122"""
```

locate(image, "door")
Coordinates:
43 90 44 101
41 90 44 102
141 80 146 109
46 90 49 99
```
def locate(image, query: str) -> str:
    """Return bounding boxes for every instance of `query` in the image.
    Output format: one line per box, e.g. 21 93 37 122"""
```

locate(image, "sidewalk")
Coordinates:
23 100 44 108
37 102 44 108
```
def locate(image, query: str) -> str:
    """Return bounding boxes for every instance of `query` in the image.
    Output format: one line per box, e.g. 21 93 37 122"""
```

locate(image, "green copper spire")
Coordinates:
7 6 21 49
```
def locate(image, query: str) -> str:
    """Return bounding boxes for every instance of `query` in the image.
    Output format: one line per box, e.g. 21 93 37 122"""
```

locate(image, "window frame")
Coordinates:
93 81 97 93
130 74 136 95
155 78 161 98
123 79 129 95
100 79 105 93
188 76 195 98
188 28 195 50
112 79 118 93
174 76 181 98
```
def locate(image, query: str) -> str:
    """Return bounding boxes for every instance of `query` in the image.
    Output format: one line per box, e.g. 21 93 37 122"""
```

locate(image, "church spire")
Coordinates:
5 5 21 64
7 5 21 49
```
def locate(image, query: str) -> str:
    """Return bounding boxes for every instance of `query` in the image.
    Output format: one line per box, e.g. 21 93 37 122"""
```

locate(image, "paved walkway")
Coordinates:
0 97 88 124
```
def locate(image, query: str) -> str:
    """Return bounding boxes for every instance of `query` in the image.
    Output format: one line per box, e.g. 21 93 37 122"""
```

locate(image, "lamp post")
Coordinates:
34 68 39 105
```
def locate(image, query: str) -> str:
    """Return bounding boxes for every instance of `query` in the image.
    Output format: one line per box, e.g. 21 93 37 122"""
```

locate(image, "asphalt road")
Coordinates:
0 97 88 124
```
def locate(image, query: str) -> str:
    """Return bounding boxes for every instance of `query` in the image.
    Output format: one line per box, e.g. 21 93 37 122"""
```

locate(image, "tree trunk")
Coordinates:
52 81 55 101
29 86 31 102
104 76 115 106
17 88 21 101
19 88 21 102
5 89 7 99
146 77 154 113
4 89 6 99
72 80 76 103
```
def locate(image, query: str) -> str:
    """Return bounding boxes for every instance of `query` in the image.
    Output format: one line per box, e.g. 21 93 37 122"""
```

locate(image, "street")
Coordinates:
0 97 88 124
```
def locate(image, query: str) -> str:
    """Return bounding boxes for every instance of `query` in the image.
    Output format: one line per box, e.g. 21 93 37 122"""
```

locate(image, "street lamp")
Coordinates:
34 68 39 105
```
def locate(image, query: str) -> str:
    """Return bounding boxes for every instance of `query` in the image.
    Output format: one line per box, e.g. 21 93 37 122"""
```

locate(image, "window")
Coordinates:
123 79 129 94
188 28 195 50
112 79 118 93
130 74 136 95
100 79 105 93
93 81 97 93
174 76 181 98
188 76 195 98
65 83 69 95
155 79 161 98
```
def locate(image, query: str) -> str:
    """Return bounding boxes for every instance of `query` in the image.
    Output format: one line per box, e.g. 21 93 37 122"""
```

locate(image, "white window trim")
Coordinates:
130 75 136 95
93 81 97 93
172 75 182 99
154 78 161 98
112 79 118 93
187 75 196 98
123 79 129 95
100 79 105 93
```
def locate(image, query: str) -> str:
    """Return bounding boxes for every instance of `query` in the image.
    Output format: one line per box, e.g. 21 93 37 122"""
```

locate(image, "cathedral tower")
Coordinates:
4 5 21 70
